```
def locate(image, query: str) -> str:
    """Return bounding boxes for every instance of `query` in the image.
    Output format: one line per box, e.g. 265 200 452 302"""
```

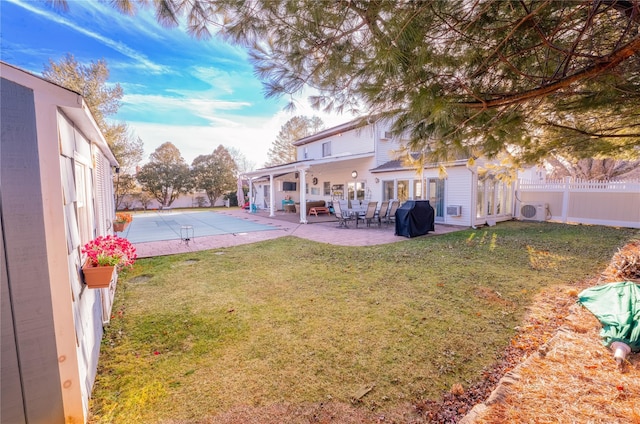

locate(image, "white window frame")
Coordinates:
322 141 331 157
74 152 94 245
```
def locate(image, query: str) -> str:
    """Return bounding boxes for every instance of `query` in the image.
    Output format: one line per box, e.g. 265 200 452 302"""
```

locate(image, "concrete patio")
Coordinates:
133 208 465 258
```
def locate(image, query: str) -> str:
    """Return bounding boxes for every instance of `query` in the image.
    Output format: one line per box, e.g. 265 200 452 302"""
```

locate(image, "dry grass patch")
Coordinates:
466 239 640 424
472 301 640 424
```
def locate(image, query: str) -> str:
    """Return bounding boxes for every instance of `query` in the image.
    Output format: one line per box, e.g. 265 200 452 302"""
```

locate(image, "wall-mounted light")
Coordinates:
351 170 358 179
375 177 380 183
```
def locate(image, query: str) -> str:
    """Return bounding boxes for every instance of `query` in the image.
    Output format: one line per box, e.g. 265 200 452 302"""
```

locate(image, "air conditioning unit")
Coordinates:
379 131 393 139
446 205 462 216
519 203 549 222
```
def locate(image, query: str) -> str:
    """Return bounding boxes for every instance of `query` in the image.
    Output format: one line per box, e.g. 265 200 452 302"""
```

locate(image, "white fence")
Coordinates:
118 190 228 210
516 178 640 229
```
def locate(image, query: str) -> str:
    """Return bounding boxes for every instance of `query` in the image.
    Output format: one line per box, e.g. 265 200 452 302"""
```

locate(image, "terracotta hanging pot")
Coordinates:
113 222 128 232
82 263 116 288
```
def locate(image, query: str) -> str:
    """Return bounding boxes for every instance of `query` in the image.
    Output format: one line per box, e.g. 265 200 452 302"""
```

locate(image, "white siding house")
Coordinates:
243 118 514 227
1 62 118 423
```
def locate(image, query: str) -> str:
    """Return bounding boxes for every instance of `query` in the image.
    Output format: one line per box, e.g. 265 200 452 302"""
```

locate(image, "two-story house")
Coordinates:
243 118 515 227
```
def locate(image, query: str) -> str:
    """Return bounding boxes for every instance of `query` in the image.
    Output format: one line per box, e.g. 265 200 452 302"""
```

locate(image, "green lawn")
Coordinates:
89 222 639 423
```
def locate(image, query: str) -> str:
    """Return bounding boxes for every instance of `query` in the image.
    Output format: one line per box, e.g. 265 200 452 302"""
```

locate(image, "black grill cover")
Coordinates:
395 200 435 238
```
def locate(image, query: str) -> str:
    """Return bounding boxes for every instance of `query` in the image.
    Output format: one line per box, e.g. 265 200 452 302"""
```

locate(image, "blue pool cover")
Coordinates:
116 211 278 243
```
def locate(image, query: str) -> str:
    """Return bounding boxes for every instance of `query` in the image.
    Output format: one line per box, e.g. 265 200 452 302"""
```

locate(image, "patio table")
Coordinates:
348 209 366 227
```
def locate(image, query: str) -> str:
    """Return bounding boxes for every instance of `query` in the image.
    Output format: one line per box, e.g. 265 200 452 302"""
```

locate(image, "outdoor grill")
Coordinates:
395 200 435 238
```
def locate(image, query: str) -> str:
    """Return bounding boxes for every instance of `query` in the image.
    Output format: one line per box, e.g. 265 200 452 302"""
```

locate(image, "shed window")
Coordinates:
74 158 93 245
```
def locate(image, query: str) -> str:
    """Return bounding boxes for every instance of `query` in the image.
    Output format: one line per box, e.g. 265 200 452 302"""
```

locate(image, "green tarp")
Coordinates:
578 281 640 352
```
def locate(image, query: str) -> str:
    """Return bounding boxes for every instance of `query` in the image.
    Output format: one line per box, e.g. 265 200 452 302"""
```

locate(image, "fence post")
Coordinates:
561 177 571 223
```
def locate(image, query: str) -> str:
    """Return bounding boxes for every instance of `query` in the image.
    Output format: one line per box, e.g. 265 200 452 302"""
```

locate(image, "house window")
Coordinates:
323 181 331 196
263 185 270 208
504 181 513 215
428 178 445 219
348 181 366 201
304 147 308 159
356 182 365 201
322 141 331 157
477 179 485 218
413 180 424 200
486 176 496 216
347 182 355 201
397 180 409 202
477 177 514 217
382 181 394 201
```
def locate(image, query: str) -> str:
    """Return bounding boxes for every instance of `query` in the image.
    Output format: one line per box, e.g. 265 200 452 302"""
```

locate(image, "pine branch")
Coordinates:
461 35 640 109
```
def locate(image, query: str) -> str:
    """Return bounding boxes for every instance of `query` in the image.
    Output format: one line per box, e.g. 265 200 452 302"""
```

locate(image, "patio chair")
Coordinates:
387 200 400 225
358 201 378 227
375 201 389 226
382 200 399 226
337 199 352 217
333 200 353 228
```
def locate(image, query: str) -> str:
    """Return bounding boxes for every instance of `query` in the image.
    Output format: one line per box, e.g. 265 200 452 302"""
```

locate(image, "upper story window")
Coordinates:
322 141 331 157
304 147 308 159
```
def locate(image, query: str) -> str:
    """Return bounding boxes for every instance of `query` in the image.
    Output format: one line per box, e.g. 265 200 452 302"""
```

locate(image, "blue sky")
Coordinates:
1 0 351 168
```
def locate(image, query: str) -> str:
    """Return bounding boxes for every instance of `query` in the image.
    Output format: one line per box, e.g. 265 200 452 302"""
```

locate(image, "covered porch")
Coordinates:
241 154 374 224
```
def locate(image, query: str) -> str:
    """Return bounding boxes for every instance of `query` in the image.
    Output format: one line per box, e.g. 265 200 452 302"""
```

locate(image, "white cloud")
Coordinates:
121 92 252 126
123 93 250 111
8 0 166 73
189 66 237 94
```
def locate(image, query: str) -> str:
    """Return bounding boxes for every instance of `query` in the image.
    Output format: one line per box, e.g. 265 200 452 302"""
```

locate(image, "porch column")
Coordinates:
248 178 254 213
269 174 275 217
299 169 308 224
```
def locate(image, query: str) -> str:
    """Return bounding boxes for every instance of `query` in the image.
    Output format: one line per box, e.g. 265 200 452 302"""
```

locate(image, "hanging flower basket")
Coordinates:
113 221 129 232
82 263 116 288
113 212 133 232
81 235 137 289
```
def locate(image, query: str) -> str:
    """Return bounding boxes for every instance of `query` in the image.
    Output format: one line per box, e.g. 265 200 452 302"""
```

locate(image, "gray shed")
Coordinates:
1 61 118 423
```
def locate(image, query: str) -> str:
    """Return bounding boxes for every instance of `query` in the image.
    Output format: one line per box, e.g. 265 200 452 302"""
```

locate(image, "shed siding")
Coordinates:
57 112 107 414
1 225 26 424
3 62 119 423
1 77 65 423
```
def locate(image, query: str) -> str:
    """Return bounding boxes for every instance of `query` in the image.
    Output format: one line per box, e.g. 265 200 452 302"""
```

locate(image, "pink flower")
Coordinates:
82 235 137 269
